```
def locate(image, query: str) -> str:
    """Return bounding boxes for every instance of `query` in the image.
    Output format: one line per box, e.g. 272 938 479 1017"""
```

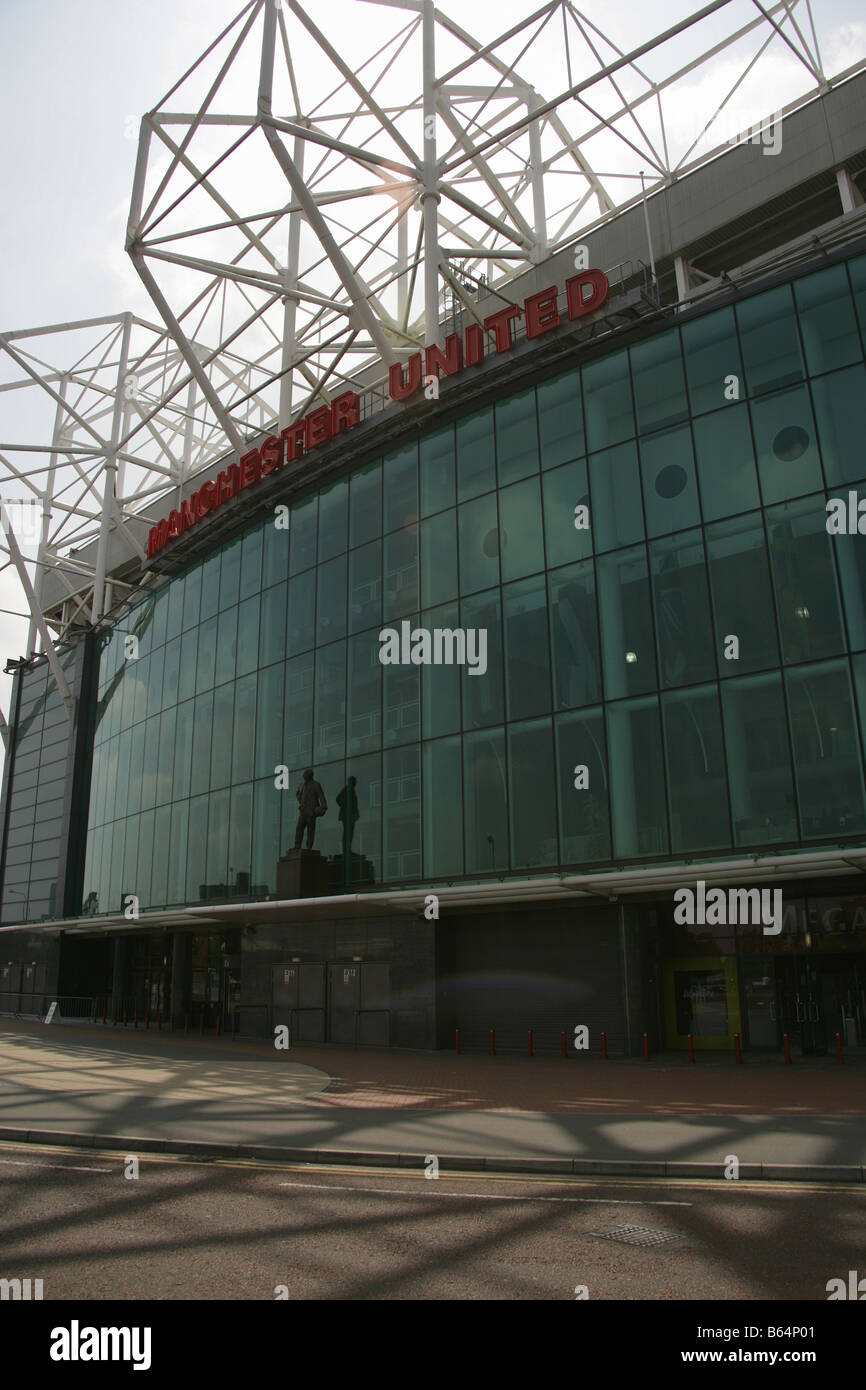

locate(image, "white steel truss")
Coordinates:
0 0 864 729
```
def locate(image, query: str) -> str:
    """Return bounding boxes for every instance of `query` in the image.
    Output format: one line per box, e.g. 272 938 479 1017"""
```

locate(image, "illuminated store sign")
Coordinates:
146 268 610 560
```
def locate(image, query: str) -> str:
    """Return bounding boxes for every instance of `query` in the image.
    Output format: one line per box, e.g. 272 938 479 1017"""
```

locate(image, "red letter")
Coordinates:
331 391 359 434
566 269 609 320
389 354 422 402
167 510 182 539
524 287 560 339
425 333 463 380
260 435 283 475
305 406 332 450
484 304 521 353
180 499 196 531
198 480 216 515
281 421 307 463
239 449 261 489
465 324 484 366
216 466 238 505
147 526 161 558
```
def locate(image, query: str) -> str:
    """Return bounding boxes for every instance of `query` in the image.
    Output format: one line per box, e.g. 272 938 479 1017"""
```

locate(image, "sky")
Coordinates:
0 0 864 743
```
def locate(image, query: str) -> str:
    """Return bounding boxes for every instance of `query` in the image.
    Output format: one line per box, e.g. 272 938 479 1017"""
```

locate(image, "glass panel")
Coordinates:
549 560 600 710
794 264 862 375
200 553 220 622
318 477 348 562
137 809 154 910
383 527 419 620
178 629 197 704
187 795 209 904
205 788 229 896
555 708 610 864
421 600 461 738
538 367 584 468
813 365 866 488
155 707 177 806
631 329 688 434
166 577 185 641
162 636 180 711
150 588 169 649
650 530 715 688
240 527 263 600
219 540 241 609
147 648 164 719
496 388 538 485
252 778 281 896
456 407 495 501
750 384 822 504
141 716 159 810
151 805 171 908
661 685 730 853
682 306 744 416
589 442 643 552
849 254 866 343
508 718 557 867
260 581 287 667
458 492 500 594
196 616 217 694
229 783 253 895
786 661 866 838
190 691 214 797
461 587 503 730
215 607 237 686
236 594 260 677
543 458 591 568
737 284 804 396
348 629 382 756
211 683 234 790
289 494 317 575
420 425 455 517
503 576 550 721
463 728 507 873
499 476 544 581
131 655 149 726
349 539 382 635
596 545 657 698
582 348 634 451
721 673 797 845
255 662 284 779
167 801 189 906
262 513 289 588
284 652 314 766
639 424 700 537
287 569 316 655
337 754 380 885
693 403 760 520
316 554 347 645
421 509 458 607
231 674 256 785
831 514 866 653
606 695 669 857
423 736 463 878
706 514 779 673
172 698 195 801
766 498 845 663
182 565 202 631
383 442 418 534
383 745 421 880
384 644 419 748
315 640 346 763
349 458 382 549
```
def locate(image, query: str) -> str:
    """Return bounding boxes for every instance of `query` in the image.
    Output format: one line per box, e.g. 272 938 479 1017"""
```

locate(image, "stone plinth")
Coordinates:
275 848 330 899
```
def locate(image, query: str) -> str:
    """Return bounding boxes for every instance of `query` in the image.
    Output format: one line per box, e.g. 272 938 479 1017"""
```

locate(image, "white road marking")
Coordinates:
278 1180 691 1205
0 1158 113 1173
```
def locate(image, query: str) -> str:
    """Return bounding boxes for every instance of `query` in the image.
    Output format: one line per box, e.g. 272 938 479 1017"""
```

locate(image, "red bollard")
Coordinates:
643 1032 650 1063
601 1031 608 1060
455 1028 461 1055
133 1010 138 1029
783 1032 792 1064
184 1014 189 1034
734 1032 742 1064
561 1031 567 1059
489 1028 495 1056
145 1010 150 1030
836 1031 843 1064
216 1016 222 1039
687 1034 695 1064
528 1029 533 1057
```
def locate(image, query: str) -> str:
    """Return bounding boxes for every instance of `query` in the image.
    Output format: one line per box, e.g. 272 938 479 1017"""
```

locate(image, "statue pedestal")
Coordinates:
275 849 330 900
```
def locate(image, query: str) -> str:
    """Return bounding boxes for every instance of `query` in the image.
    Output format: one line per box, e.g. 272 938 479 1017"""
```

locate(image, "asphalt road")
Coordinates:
1 1140 864 1302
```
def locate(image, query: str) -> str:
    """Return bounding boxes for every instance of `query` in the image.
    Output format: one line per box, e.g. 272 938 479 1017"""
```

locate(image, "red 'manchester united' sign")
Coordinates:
146 269 609 560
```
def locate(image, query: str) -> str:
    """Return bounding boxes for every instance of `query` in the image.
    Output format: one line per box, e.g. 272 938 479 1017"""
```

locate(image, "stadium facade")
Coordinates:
3 55 866 1057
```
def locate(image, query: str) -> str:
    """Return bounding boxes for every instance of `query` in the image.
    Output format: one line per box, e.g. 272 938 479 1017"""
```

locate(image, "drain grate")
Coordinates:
589 1224 683 1249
